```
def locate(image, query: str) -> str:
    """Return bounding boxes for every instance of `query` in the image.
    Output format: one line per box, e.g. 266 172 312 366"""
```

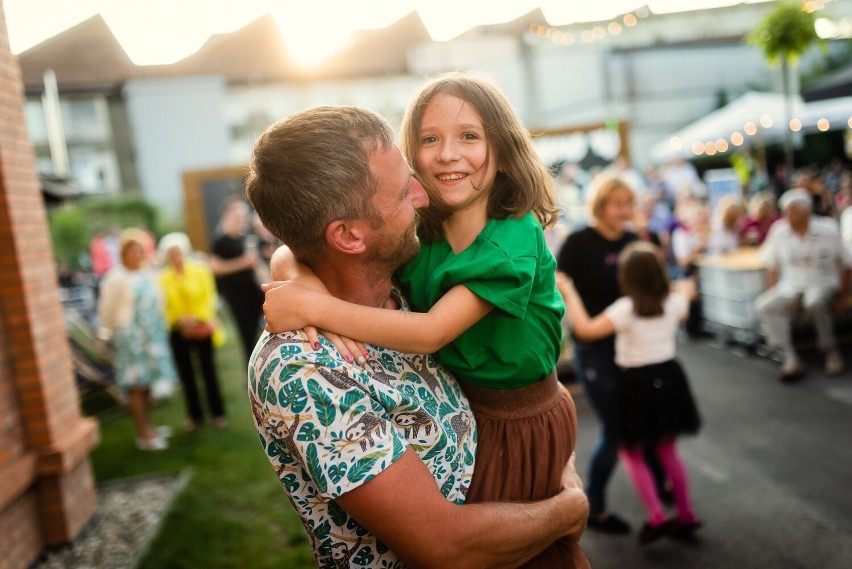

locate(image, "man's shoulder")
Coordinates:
250 331 312 376
811 216 841 237
249 331 466 403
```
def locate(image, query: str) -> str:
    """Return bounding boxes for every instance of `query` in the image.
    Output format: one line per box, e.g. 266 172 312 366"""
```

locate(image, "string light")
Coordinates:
676 102 846 158
804 0 833 14
530 7 650 47
529 0 841 158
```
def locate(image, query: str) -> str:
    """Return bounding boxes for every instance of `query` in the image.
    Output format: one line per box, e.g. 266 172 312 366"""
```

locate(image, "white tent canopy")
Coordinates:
651 91 852 164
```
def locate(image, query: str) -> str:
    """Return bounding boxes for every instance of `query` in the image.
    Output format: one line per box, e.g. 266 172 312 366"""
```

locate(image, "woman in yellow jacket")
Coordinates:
158 232 227 431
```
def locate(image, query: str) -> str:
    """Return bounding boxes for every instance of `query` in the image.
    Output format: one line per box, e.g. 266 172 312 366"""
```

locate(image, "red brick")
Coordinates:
0 7 99 566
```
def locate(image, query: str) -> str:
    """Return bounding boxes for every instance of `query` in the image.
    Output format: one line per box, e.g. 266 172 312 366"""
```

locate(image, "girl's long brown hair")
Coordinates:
400 72 559 242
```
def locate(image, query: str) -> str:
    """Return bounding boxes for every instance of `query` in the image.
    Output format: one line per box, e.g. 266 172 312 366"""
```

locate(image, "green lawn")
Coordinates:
84 318 317 569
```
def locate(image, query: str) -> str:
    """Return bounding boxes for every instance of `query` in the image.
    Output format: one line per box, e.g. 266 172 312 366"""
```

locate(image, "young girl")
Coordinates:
560 241 702 545
264 72 588 569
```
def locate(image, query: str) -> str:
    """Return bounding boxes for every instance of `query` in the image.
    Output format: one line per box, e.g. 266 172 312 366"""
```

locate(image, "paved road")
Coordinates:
571 339 852 569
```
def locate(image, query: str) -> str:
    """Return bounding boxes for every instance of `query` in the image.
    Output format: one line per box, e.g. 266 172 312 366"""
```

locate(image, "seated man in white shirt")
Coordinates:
754 188 851 381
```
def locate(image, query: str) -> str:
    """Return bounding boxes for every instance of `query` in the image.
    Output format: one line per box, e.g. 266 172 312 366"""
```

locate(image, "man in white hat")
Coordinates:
755 188 851 381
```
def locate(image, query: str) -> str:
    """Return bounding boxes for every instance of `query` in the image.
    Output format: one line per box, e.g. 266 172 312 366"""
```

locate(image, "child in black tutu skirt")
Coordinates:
560 241 702 545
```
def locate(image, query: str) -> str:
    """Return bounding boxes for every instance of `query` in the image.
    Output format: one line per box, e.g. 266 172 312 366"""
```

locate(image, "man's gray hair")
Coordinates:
778 188 812 212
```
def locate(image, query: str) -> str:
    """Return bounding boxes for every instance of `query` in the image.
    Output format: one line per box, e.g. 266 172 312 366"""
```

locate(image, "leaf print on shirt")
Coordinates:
374 390 398 413
441 475 457 496
328 501 347 527
421 432 448 461
313 519 331 541
298 422 321 442
261 361 280 405
307 378 336 427
347 450 385 483
340 389 365 411
378 353 399 374
353 546 375 567
305 443 328 494
328 462 347 485
280 380 309 413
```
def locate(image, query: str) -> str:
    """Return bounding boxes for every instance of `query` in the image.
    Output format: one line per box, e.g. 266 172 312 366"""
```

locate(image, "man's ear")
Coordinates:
326 220 368 255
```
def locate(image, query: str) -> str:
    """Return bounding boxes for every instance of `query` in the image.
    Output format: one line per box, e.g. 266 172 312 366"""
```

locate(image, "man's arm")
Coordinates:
336 448 588 569
765 267 778 290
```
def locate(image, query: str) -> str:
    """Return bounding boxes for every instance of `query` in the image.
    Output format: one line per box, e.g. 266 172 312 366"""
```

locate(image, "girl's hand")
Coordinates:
312 328 370 366
555 271 579 302
554 271 572 296
262 281 315 332
263 284 370 365
673 277 697 300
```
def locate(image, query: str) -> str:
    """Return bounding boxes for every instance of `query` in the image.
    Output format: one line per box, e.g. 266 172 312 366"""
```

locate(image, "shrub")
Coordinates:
49 195 170 269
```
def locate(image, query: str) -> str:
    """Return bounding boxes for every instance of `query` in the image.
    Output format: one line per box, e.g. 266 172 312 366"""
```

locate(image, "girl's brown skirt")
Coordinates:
462 371 590 569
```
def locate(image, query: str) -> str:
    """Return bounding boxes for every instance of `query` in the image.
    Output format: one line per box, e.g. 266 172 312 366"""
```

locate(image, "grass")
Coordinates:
83 316 317 569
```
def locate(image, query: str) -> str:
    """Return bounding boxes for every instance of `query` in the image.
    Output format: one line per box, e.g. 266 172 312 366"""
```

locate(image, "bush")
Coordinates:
49 195 171 268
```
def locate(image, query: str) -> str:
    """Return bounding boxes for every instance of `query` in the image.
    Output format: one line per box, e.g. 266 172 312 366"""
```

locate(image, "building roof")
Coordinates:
803 64 852 102
19 15 136 93
18 11 436 92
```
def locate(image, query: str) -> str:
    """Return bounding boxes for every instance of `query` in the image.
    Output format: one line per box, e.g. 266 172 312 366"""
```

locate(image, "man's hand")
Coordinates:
559 453 589 543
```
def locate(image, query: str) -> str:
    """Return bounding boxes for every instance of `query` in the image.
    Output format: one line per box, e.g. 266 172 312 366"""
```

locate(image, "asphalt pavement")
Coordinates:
571 337 852 569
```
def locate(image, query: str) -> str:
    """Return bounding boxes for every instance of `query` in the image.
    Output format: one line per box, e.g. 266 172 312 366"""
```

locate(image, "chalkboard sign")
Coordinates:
182 166 248 252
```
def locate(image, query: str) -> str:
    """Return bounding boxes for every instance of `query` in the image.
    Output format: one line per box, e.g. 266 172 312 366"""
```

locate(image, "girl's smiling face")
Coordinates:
416 93 498 213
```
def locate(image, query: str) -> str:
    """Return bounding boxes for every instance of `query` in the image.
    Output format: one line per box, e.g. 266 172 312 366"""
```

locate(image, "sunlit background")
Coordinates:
6 0 777 66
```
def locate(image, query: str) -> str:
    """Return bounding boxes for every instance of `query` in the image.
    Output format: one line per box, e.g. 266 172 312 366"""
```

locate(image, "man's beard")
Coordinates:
365 221 420 278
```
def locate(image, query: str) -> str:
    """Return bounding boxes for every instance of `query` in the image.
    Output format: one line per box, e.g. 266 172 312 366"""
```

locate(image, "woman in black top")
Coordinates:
209 198 265 362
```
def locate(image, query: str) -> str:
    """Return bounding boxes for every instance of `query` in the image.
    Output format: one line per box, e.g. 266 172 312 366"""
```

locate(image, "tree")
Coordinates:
749 0 823 186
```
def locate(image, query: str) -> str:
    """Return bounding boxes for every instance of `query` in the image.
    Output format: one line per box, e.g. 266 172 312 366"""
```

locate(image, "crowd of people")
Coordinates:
551 155 852 383
58 68 850 567
88 197 269 451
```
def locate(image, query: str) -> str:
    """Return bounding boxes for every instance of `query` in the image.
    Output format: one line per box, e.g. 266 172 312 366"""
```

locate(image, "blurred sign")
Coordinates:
704 168 742 213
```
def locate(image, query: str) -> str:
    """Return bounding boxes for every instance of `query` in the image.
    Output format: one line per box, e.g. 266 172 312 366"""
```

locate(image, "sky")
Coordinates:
4 0 775 66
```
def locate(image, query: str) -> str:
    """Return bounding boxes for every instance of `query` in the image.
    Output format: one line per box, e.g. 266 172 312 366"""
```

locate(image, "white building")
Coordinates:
18 2 852 219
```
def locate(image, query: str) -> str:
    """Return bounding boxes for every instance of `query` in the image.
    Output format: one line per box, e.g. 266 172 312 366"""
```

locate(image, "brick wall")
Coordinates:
0 3 100 569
